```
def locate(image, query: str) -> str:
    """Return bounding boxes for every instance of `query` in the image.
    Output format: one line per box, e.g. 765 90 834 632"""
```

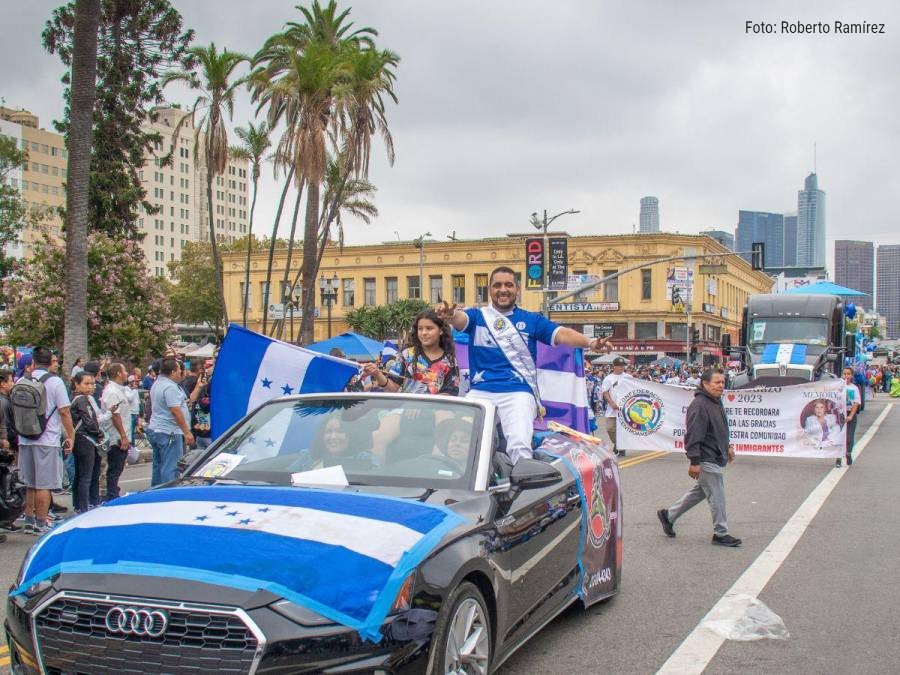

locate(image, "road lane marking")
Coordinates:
619 451 668 469
657 403 893 675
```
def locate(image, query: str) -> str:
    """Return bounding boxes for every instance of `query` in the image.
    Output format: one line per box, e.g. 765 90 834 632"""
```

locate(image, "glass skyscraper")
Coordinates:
639 196 660 233
835 240 874 309
797 173 826 267
736 210 784 268
783 214 798 266
876 245 900 338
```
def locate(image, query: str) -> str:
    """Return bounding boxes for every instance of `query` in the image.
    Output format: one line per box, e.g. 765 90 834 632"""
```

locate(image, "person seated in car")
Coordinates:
433 418 474 472
302 418 378 470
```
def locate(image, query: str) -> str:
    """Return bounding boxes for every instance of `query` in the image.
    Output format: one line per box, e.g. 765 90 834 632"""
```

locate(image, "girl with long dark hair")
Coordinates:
363 310 459 396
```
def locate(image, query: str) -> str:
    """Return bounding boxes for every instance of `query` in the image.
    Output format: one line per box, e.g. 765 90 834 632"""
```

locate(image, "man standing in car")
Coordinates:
657 368 741 547
438 266 610 464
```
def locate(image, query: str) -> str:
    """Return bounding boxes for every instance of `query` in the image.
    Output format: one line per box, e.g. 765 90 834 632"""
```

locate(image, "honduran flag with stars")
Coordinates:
210 324 360 439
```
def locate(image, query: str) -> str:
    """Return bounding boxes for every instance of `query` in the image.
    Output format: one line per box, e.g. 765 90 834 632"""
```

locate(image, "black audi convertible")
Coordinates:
6 393 622 674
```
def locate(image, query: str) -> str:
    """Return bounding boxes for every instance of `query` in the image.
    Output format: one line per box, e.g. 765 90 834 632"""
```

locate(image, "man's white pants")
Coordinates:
466 390 536 464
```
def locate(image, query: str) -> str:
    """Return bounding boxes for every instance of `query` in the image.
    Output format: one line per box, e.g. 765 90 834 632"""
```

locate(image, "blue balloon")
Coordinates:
845 303 857 319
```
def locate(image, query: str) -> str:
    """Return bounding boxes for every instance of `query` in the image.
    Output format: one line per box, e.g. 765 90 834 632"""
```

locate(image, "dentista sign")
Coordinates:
549 302 620 312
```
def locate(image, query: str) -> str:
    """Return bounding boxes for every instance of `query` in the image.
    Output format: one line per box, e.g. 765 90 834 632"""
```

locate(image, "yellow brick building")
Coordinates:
222 232 773 362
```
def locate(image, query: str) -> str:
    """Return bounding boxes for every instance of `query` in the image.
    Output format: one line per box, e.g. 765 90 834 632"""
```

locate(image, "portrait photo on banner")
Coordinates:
798 397 846 449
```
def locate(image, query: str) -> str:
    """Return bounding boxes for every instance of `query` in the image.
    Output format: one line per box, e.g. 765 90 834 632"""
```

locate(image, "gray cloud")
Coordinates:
3 0 899 273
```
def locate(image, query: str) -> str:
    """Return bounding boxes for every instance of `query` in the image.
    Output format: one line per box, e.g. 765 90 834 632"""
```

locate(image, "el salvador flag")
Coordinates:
15 486 463 642
210 324 360 439
761 343 808 366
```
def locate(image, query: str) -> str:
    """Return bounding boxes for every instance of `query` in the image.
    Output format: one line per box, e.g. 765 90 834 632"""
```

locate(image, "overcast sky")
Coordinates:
3 0 899 274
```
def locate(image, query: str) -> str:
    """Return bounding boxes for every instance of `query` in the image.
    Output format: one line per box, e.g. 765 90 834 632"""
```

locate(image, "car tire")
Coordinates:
429 581 492 675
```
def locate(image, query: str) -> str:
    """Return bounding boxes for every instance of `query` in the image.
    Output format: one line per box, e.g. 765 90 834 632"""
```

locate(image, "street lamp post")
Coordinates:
319 272 339 339
287 285 302 343
530 209 580 316
414 232 432 301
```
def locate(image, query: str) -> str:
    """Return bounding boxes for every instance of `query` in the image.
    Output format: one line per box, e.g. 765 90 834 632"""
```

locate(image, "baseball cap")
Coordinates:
612 357 627 367
83 360 101 376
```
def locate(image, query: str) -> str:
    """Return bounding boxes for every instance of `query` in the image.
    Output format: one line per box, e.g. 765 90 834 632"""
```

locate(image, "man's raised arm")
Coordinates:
436 301 469 331
553 327 613 354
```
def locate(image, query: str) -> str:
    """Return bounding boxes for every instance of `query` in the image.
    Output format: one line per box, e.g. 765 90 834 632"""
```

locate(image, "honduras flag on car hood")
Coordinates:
211 324 360 439
15 486 463 641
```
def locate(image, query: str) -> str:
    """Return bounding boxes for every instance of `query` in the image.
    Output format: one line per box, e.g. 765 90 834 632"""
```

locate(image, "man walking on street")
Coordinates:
657 368 741 547
601 357 631 457
147 358 194 486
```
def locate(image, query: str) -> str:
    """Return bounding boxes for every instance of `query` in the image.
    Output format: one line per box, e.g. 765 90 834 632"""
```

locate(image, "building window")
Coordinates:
451 274 466 304
666 322 687 342
364 278 376 306
429 275 443 303
635 322 658 340
475 273 488 304
342 278 355 306
407 275 421 299
603 269 619 302
706 325 721 341
641 269 652 300
385 277 398 304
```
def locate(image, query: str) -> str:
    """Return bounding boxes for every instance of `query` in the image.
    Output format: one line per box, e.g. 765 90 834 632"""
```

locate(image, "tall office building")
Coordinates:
700 229 734 250
736 210 784 268
0 107 68 259
639 196 660 233
140 107 250 278
783 213 798 266
797 173 826 267
834 240 874 308
876 244 900 338
0 105 249 278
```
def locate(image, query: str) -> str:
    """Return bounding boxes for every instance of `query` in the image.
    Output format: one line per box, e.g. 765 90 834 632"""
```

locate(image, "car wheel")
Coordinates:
431 581 492 675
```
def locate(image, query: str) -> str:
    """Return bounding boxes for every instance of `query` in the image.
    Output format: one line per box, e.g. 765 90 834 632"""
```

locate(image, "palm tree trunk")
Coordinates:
241 173 260 327
275 184 304 340
63 0 101 375
299 181 320 345
206 164 228 328
261 165 295 334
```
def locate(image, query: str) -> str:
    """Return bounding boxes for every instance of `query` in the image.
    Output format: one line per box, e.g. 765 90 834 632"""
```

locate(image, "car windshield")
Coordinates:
749 318 829 351
189 396 484 489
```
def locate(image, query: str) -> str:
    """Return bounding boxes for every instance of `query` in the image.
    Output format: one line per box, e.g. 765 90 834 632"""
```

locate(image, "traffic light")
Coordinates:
692 327 701 345
751 242 765 271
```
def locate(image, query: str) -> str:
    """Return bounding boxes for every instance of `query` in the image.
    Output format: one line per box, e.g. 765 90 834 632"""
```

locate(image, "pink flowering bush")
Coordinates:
2 234 172 359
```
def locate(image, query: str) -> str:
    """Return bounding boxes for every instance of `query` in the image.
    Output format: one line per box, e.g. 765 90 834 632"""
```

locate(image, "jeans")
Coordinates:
846 416 858 463
105 445 127 501
64 452 76 489
147 430 184 486
72 439 100 512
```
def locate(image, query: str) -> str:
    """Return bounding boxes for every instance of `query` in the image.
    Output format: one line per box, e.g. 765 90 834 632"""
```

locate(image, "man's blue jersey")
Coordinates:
462 306 561 394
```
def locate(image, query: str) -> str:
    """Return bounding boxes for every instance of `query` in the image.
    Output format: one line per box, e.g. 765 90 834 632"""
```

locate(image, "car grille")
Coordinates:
34 596 259 674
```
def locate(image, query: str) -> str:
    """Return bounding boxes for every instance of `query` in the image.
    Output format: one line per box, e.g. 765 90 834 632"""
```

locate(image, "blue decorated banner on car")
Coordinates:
15 486 464 642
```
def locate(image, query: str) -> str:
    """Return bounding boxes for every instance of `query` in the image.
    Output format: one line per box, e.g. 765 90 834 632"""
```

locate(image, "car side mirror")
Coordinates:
509 458 562 490
721 333 732 351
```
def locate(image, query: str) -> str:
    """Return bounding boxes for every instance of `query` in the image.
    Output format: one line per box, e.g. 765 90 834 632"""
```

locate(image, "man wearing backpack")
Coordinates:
11 346 75 535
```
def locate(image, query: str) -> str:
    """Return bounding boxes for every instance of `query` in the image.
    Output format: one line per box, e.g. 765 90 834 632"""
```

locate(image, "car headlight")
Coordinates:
390 573 416 614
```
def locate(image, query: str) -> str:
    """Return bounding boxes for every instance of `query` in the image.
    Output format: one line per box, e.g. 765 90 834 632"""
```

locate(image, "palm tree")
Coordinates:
164 43 249 328
63 0 101 373
254 1 397 344
229 121 271 327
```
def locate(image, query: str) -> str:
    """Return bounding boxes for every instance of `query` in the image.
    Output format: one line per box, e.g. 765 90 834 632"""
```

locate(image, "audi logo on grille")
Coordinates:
104 606 169 638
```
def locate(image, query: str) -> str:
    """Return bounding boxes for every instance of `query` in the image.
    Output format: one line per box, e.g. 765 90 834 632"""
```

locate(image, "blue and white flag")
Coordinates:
15 486 463 641
211 324 360 439
453 332 590 434
761 343 808 366
381 340 399 366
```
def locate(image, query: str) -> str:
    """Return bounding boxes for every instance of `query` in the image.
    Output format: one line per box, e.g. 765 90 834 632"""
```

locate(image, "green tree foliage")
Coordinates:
0 136 27 288
43 0 195 238
868 325 881 339
344 299 429 341
166 241 224 335
1 233 172 359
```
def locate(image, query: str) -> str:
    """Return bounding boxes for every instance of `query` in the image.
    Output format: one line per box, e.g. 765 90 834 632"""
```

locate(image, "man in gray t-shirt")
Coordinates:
147 358 195 486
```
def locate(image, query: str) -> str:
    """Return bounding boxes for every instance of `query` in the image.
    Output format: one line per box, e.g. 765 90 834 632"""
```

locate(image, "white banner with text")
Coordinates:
613 378 846 458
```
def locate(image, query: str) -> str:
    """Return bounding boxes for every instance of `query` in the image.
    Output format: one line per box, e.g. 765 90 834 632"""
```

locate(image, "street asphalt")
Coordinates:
0 399 895 673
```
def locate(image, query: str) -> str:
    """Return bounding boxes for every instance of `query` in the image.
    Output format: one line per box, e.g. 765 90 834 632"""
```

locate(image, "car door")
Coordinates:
489 457 581 643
